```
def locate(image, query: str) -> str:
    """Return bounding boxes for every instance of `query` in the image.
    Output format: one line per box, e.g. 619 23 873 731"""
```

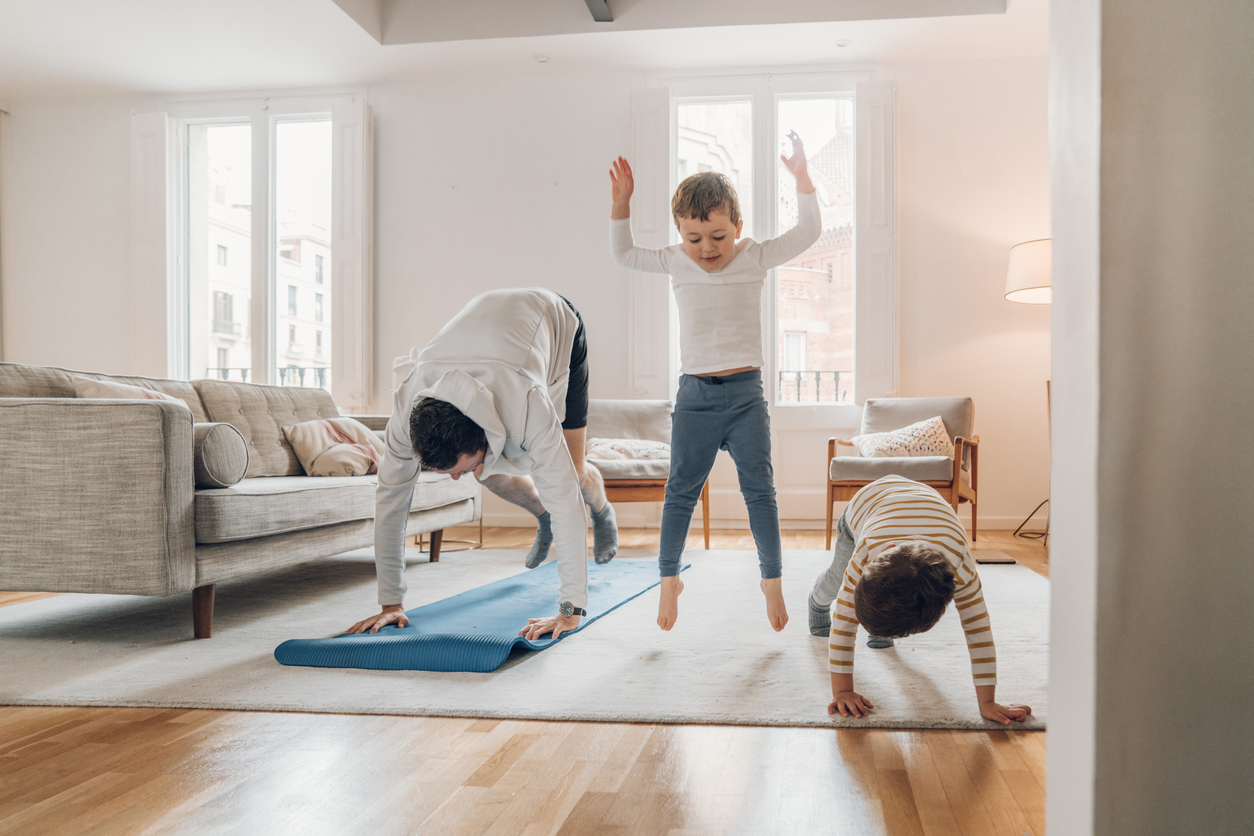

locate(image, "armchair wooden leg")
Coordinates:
825 482 835 550
429 529 443 563
192 584 215 639
701 481 711 549
971 500 978 542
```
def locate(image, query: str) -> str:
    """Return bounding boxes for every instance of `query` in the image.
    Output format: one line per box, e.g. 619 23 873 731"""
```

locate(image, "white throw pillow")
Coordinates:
71 375 188 407
851 416 955 459
282 417 386 477
586 437 671 461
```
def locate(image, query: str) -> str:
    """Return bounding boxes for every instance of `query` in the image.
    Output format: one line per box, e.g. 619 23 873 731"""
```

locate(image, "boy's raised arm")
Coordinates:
608 156 671 274
755 133 821 268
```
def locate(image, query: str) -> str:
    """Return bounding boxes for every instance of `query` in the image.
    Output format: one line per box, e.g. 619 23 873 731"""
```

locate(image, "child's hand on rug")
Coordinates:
828 690 874 718
346 605 409 635
978 700 1033 725
518 614 580 641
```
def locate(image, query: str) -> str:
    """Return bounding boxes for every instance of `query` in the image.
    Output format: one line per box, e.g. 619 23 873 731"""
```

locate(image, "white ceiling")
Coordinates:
0 0 1047 101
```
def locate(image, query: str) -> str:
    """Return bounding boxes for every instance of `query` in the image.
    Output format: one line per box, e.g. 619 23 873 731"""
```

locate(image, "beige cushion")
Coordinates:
589 458 672 480
282 417 386 477
586 435 672 481
0 361 209 421
194 379 340 477
850 416 955 459
829 456 962 483
861 397 974 470
72 374 185 405
194 471 480 544
586 399 672 442
192 423 250 488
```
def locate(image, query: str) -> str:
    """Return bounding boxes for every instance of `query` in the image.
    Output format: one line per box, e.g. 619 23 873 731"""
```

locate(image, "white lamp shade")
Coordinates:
1005 238 1052 304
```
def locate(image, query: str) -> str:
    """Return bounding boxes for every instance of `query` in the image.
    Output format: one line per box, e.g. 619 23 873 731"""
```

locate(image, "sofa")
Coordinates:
0 362 481 638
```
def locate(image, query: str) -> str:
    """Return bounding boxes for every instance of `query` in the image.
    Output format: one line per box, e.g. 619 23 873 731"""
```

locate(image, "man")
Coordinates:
348 288 618 641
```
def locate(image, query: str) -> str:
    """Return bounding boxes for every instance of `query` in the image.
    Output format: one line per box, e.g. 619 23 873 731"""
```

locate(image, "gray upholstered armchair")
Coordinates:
585 399 710 548
826 397 979 546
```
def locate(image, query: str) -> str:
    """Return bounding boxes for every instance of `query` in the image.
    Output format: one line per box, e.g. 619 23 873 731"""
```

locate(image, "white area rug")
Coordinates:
0 549 1047 729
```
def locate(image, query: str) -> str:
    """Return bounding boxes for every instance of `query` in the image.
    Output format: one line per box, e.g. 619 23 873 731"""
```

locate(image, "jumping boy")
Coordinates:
608 133 820 632
811 475 1032 725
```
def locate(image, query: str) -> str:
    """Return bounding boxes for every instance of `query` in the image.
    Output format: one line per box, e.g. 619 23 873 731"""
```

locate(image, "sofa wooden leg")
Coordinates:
192 584 215 639
429 529 443 562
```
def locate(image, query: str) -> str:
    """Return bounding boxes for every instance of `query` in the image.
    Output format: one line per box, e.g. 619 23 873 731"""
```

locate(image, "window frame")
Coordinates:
652 70 895 427
136 91 373 407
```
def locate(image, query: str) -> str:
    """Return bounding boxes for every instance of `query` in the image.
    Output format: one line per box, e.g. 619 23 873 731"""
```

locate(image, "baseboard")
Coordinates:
477 510 1040 532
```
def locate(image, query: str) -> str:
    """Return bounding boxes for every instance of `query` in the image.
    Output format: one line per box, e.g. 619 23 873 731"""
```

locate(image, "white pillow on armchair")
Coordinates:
850 416 955 459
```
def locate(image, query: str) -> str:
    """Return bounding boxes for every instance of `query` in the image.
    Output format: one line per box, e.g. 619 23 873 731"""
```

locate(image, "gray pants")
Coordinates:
810 506 856 609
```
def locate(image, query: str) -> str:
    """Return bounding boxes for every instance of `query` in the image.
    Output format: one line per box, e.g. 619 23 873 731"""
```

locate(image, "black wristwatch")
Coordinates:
559 602 587 618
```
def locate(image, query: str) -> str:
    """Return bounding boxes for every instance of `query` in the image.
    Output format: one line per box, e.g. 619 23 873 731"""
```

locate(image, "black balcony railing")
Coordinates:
207 367 250 382
777 370 852 403
277 366 329 389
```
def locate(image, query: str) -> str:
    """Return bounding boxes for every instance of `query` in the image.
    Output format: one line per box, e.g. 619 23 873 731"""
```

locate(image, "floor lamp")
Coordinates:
1004 238 1052 543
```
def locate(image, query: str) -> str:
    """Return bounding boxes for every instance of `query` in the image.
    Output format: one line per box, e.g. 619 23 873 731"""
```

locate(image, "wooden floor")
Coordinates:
0 528 1048 836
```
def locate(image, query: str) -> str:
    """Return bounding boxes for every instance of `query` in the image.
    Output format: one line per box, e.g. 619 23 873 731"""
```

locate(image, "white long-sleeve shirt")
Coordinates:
374 288 589 609
609 191 822 375
828 476 997 687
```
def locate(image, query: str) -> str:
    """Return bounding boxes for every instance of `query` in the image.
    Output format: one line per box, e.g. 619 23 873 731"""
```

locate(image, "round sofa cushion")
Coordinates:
193 423 250 488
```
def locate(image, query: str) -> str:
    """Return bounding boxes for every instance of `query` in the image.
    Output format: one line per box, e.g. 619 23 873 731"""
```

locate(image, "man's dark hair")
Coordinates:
409 397 488 471
854 543 956 638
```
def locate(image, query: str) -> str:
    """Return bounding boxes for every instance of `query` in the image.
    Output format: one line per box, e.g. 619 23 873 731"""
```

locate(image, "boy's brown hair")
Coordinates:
671 171 742 229
854 543 956 638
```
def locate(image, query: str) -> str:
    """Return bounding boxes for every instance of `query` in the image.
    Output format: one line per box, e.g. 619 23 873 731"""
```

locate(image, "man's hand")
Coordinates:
780 131 815 194
610 156 634 219
979 700 1033 725
347 605 409 635
828 690 874 718
518 614 581 641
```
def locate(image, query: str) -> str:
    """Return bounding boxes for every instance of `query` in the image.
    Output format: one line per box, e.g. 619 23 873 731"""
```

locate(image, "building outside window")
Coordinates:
287 285 297 316
315 293 323 323
315 330 323 358
315 254 324 284
216 244 228 266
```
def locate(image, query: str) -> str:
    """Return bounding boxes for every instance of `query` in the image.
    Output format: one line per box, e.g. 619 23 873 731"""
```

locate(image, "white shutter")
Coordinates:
853 80 898 402
0 108 8 361
628 86 673 399
331 101 375 411
130 111 176 378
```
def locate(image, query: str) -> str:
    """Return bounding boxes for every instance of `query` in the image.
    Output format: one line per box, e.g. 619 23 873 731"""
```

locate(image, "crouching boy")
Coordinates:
809 475 1032 725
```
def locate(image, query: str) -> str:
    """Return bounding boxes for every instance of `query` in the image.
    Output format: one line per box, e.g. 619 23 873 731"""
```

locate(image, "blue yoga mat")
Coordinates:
274 559 686 673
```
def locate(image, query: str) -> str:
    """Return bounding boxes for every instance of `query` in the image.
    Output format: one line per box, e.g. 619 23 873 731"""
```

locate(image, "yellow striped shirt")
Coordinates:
828 475 997 687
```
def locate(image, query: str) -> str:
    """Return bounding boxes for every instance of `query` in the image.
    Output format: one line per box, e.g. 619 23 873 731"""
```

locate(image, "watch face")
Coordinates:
560 602 573 617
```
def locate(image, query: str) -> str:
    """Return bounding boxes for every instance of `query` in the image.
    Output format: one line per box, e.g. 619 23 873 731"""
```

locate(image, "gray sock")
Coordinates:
808 596 832 637
524 512 553 569
867 635 894 649
590 502 619 564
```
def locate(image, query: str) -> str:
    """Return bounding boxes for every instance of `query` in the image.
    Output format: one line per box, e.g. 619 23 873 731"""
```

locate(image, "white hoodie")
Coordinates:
374 288 588 608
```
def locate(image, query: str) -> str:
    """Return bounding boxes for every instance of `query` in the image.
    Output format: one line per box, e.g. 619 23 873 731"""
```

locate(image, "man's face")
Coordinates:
438 450 485 480
677 209 742 272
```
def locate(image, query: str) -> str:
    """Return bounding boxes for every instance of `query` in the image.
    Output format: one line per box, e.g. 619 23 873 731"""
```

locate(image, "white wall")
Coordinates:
0 57 1051 529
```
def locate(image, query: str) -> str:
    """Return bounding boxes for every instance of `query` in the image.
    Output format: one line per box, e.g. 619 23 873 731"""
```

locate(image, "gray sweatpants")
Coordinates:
810 506 856 608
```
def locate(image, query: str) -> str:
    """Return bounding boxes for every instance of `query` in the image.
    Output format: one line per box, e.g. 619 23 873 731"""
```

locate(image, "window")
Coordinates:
775 96 854 404
216 347 229 374
212 291 235 335
654 76 896 413
155 95 373 405
288 324 298 351
315 293 323 323
315 330 323 357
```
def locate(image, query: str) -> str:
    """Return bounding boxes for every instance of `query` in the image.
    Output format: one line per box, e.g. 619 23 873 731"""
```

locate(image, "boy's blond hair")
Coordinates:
853 543 956 638
671 171 742 229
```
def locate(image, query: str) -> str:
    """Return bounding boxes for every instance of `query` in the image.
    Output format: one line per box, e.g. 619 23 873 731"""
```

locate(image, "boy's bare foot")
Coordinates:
761 578 788 631
657 576 684 631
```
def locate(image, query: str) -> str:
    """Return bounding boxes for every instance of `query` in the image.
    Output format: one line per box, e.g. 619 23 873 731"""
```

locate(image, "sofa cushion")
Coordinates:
586 399 672 442
850 416 955 459
829 456 963 483
282 417 385 477
193 423 250 488
589 458 671 480
194 472 480 544
72 374 187 406
193 379 340 477
0 361 209 422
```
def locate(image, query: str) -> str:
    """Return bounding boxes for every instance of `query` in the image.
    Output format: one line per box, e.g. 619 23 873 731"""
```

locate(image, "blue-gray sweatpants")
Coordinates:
658 370 782 579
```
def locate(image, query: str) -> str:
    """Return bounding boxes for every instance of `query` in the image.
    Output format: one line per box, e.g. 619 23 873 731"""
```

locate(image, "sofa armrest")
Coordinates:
351 414 391 432
0 398 196 596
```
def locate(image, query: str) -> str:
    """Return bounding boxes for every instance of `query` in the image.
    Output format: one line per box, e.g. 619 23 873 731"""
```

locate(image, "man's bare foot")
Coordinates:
657 576 684 631
761 578 788 632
